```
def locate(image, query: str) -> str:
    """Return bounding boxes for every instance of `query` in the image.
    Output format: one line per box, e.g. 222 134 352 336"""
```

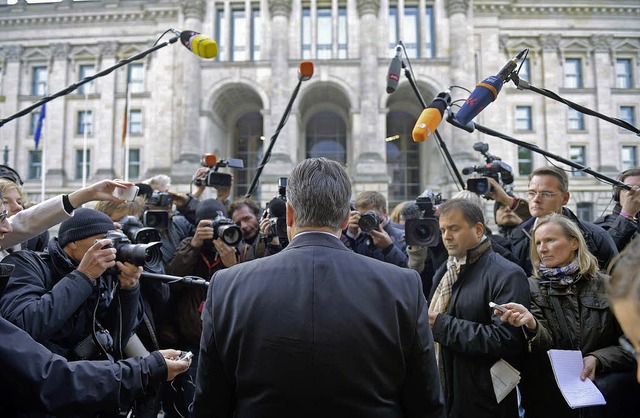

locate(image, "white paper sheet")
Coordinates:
547 349 606 409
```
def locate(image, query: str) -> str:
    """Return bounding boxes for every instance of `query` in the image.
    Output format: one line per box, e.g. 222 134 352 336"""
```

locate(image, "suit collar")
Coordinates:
284 231 349 252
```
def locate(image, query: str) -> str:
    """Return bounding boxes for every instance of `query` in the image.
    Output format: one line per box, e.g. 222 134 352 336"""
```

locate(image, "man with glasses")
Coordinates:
510 166 617 275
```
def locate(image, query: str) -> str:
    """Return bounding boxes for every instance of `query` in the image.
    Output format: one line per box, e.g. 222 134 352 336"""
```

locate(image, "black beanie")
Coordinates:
58 208 115 247
195 199 227 225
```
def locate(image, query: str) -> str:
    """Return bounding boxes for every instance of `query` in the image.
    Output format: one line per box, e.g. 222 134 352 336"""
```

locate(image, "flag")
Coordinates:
121 81 130 147
34 103 46 150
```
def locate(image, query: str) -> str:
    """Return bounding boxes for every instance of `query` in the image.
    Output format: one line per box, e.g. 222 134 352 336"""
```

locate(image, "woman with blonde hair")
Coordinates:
0 178 49 255
495 213 636 417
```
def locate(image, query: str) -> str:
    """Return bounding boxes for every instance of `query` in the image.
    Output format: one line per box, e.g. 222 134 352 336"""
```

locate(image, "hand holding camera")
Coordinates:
191 219 216 248
115 261 142 290
77 238 117 281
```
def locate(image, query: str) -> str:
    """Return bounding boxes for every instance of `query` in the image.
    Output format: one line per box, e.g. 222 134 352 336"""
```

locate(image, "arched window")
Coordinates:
234 111 264 201
306 111 346 164
386 110 420 209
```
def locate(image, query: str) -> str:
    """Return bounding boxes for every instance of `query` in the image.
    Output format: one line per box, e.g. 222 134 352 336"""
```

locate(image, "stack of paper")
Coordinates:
490 359 521 403
547 349 607 409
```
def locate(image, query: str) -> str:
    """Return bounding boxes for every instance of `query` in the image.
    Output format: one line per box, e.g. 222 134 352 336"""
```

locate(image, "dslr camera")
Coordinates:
193 153 244 188
101 230 163 272
462 142 514 196
209 212 242 246
146 191 173 208
263 177 288 241
405 189 443 247
358 210 382 234
119 215 162 244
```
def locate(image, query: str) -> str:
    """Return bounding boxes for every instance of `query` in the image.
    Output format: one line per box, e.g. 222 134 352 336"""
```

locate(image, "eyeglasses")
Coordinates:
0 209 7 225
619 335 638 358
527 191 557 200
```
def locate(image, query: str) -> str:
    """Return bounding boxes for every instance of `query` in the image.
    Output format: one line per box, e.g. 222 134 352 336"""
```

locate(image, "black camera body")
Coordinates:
405 190 443 247
194 171 232 188
119 215 162 244
194 155 243 188
101 230 163 271
358 210 382 234
463 142 514 196
146 191 173 207
143 210 169 230
210 214 242 246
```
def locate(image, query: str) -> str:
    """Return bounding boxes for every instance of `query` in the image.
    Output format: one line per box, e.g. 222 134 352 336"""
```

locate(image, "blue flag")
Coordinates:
34 103 46 150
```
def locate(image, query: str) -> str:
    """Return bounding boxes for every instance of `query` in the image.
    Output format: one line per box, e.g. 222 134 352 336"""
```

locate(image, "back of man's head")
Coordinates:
287 158 351 230
355 191 387 212
529 166 569 193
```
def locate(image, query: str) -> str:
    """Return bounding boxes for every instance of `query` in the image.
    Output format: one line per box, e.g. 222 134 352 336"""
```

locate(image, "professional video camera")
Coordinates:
209 212 242 246
405 189 443 247
462 142 514 196
146 191 173 207
119 215 162 244
358 210 382 234
193 153 244 188
142 210 169 230
101 230 163 272
262 177 288 242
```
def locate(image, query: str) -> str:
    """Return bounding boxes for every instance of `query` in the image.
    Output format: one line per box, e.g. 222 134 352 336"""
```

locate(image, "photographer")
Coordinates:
163 199 245 415
0 209 142 362
344 191 407 267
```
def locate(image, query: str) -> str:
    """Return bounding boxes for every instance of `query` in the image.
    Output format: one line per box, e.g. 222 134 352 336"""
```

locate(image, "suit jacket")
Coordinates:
193 231 445 418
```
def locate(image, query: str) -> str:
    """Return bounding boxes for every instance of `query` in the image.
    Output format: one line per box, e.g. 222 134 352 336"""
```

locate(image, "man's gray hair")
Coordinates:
287 158 352 230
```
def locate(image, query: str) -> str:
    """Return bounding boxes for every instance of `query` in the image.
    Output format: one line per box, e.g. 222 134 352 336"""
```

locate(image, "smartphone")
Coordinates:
489 302 507 314
177 351 193 362
113 185 139 202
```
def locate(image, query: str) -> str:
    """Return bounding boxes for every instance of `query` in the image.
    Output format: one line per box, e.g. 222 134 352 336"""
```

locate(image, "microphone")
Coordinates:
412 91 451 142
455 49 526 125
386 43 403 94
298 61 314 81
179 30 218 59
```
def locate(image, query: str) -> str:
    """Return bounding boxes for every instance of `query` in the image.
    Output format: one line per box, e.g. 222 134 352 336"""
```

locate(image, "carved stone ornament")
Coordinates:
540 34 561 52
98 41 118 58
3 45 23 62
445 0 469 17
356 0 380 17
268 0 292 18
181 0 206 20
50 43 71 61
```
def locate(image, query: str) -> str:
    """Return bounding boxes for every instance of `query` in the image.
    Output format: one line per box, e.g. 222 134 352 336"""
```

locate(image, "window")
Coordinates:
217 5 261 61
515 106 532 131
567 108 585 131
32 66 47 95
252 8 261 60
301 5 348 60
28 150 42 180
231 9 247 61
127 64 144 93
78 64 95 95
128 148 141 180
622 145 637 171
216 8 227 61
388 4 435 58
620 106 636 126
615 59 633 89
570 145 586 177
386 110 420 209
306 111 346 164
77 110 93 135
75 149 91 180
564 58 583 88
233 112 264 201
129 109 142 135
576 202 593 222
517 146 533 176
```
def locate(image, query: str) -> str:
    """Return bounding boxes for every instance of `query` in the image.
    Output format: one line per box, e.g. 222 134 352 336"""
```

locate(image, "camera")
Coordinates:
263 177 288 240
146 191 173 207
101 230 163 272
143 210 169 230
462 142 514 196
210 213 242 246
358 210 382 234
405 189 443 247
119 215 162 244
193 153 244 188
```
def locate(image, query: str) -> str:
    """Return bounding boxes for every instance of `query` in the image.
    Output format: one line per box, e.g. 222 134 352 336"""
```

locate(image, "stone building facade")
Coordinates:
0 0 639 220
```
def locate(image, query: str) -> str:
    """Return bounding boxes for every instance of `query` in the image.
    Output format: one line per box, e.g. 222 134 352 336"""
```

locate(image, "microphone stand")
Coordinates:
141 271 209 288
400 62 465 190
245 75 305 198
445 112 632 191
512 75 640 136
0 34 180 128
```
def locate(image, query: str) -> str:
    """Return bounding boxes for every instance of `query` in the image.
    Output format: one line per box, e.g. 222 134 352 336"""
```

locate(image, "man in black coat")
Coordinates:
193 157 445 418
510 166 618 275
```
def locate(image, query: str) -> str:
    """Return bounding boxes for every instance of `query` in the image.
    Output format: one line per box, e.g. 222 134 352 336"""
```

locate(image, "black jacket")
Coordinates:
510 207 618 276
594 203 639 252
193 232 445 418
0 239 140 360
429 241 530 418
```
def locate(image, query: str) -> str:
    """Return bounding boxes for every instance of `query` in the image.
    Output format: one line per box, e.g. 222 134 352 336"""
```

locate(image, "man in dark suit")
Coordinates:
193 157 445 418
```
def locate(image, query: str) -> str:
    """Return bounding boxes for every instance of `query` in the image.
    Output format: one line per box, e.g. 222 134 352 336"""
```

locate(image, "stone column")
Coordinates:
94 41 118 179
539 34 561 161
0 46 22 168
591 35 616 175
262 0 295 180
353 0 388 188
46 43 71 186
172 0 206 181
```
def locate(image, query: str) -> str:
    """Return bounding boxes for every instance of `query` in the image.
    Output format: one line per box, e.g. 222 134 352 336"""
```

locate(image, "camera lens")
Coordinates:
358 211 380 233
218 224 242 246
